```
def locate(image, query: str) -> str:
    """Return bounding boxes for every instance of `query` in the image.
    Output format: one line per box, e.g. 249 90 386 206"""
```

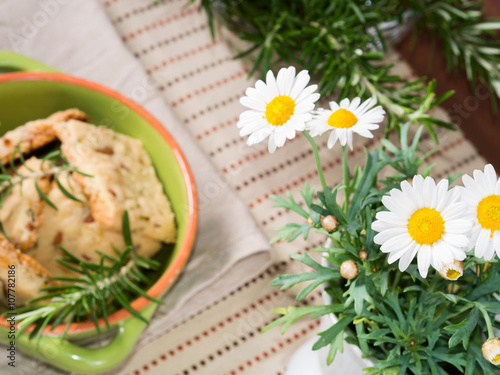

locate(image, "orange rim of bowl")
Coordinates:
0 72 198 335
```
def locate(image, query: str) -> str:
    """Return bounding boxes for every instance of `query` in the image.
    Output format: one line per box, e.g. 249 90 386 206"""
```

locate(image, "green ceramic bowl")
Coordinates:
0 51 198 373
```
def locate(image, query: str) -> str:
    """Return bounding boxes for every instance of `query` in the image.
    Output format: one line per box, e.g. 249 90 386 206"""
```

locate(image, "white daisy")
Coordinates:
372 175 473 278
307 97 385 150
460 164 500 260
237 67 320 153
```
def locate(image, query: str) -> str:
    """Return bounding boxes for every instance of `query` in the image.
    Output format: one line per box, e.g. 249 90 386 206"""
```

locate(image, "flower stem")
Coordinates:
479 306 495 340
342 145 351 199
302 131 327 192
391 270 402 293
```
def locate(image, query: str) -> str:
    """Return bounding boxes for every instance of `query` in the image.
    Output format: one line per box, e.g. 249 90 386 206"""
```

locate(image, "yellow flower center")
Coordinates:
265 95 295 126
493 354 500 364
446 269 460 280
477 195 500 236
327 109 358 128
407 208 445 245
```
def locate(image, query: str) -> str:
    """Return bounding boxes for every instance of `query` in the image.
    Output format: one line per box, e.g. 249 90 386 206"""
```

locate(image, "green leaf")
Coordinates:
54 175 83 203
122 210 132 248
35 180 57 210
466 272 500 300
40 150 62 169
270 191 309 218
0 221 10 240
348 150 383 221
344 277 373 315
444 308 479 349
270 223 312 244
300 181 314 208
379 270 389 297
262 305 326 334
271 253 340 300
326 328 344 365
312 314 355 350
469 343 497 375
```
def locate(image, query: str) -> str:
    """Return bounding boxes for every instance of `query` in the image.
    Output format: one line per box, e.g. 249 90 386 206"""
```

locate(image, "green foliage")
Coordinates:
444 308 479 349
263 127 500 374
271 253 341 301
183 0 500 134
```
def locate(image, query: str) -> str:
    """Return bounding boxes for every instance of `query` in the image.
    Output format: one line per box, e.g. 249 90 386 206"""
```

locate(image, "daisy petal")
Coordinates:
398 243 418 272
289 70 311 100
247 126 272 145
268 136 277 153
240 96 266 111
475 229 491 258
417 245 431 278
339 98 350 108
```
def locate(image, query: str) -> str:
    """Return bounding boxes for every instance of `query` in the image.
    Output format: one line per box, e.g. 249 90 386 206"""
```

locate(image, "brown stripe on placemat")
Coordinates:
172 70 247 107
159 57 233 90
195 115 239 140
126 290 322 375
137 40 219 60
182 93 243 124
223 320 321 375
121 7 198 41
111 0 175 24
137 24 210 60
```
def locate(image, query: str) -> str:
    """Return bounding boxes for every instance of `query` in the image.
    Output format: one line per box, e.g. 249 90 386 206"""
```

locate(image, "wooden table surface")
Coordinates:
398 0 500 168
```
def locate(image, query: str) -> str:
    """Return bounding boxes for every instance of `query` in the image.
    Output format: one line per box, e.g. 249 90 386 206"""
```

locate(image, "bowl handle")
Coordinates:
0 50 57 73
3 303 157 374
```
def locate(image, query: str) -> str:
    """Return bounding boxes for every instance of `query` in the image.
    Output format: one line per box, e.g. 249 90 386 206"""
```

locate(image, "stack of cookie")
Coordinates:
0 110 176 307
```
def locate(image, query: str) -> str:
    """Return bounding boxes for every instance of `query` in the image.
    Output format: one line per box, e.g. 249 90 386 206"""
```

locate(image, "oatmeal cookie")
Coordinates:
26 172 162 279
54 120 176 243
0 236 56 307
0 109 89 165
0 157 51 251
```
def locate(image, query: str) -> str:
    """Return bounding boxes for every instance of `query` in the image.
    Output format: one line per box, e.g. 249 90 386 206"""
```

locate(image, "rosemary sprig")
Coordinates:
0 145 91 238
5 211 163 350
179 0 500 135
1 146 89 207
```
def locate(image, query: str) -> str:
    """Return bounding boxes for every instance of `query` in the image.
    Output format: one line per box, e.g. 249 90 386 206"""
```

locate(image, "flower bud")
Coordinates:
439 260 463 281
340 260 358 280
482 338 500 365
307 217 314 225
358 250 368 260
473 262 490 276
321 215 338 232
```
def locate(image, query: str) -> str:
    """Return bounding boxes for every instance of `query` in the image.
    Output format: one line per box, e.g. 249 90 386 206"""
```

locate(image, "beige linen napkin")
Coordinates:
0 0 272 373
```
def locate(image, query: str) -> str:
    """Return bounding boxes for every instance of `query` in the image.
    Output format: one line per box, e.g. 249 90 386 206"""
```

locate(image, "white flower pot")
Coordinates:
285 239 373 375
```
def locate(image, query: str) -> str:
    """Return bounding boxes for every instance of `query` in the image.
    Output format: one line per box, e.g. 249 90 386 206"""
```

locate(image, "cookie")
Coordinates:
0 109 89 165
26 172 162 279
0 157 51 251
54 120 176 243
0 236 56 307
